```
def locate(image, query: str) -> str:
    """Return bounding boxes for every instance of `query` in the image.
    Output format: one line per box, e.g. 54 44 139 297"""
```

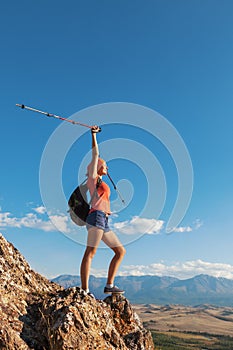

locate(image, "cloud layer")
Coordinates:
90 259 233 280
0 207 70 233
112 217 202 235
113 216 164 235
0 206 202 237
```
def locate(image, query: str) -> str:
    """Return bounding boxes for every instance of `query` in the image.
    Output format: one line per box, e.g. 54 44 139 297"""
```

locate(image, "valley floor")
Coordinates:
151 331 233 350
134 304 233 350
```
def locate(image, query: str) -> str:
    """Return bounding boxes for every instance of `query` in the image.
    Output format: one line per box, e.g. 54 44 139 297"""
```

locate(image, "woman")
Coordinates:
80 125 126 297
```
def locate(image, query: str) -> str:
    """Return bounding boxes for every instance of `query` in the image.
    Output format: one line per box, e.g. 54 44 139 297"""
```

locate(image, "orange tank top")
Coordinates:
87 177 111 214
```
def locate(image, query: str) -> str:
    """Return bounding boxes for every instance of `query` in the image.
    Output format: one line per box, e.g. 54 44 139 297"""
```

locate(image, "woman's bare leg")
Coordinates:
80 227 103 290
102 231 126 285
80 246 97 290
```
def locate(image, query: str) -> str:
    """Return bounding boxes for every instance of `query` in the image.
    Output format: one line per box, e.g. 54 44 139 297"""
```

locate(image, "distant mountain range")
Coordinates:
52 274 233 306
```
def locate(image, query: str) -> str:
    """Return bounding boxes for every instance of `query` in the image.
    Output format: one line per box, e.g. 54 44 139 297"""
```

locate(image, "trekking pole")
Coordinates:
107 172 125 204
16 104 101 131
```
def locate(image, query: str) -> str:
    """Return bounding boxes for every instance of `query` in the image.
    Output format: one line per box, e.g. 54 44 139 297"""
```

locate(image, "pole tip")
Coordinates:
16 104 25 109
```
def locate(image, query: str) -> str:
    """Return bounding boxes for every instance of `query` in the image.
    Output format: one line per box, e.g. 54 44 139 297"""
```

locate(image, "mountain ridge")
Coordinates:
52 273 233 306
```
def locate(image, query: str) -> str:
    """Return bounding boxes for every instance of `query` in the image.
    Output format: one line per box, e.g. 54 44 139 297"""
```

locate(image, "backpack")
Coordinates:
68 178 101 226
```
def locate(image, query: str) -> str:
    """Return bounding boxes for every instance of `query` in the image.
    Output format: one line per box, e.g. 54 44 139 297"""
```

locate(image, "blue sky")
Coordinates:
1 0 233 281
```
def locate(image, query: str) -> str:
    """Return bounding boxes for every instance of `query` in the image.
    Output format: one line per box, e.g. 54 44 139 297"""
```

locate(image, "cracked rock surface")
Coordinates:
0 233 154 349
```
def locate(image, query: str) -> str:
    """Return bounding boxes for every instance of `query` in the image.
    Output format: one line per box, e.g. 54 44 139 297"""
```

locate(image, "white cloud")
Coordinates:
194 219 203 229
170 219 203 233
0 211 71 233
49 215 71 233
32 206 46 214
172 226 192 233
113 216 164 235
90 259 233 280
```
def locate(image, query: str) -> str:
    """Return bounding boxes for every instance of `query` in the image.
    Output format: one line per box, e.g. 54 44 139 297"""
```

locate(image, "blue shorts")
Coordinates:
86 210 110 233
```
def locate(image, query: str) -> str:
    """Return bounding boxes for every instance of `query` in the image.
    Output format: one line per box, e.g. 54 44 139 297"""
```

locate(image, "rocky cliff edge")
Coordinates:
0 233 154 349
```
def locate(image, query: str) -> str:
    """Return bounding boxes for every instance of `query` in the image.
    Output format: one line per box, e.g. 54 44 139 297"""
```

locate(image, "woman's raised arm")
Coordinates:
88 125 101 179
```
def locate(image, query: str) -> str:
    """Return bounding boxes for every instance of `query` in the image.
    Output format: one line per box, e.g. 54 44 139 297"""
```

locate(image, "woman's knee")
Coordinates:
84 247 97 259
114 246 126 258
121 246 126 257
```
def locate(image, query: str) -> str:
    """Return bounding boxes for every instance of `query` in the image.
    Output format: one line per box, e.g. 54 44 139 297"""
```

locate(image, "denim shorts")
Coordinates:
86 210 110 233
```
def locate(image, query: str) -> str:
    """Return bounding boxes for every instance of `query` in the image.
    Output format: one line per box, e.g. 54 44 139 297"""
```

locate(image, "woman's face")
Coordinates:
98 162 108 176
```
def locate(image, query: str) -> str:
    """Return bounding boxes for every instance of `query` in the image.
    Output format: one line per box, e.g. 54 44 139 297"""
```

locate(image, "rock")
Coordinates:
0 233 154 349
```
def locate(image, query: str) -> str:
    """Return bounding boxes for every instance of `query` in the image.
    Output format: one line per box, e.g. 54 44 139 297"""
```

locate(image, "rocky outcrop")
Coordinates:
0 233 154 349
0 232 62 349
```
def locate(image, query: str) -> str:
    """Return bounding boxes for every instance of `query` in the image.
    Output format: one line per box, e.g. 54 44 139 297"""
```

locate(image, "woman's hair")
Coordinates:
97 158 106 169
86 158 106 176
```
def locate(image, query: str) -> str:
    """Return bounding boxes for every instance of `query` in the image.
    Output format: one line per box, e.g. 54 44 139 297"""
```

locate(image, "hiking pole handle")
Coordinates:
91 125 102 133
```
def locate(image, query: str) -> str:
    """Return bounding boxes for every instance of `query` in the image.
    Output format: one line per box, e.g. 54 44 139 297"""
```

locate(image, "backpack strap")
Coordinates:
80 178 88 186
89 177 102 206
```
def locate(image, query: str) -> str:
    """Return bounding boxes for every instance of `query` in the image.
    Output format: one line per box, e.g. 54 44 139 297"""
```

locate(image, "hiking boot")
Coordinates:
104 285 125 294
81 289 95 299
87 292 95 299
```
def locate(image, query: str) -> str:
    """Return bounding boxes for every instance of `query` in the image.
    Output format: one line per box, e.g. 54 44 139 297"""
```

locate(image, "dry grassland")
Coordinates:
134 304 233 336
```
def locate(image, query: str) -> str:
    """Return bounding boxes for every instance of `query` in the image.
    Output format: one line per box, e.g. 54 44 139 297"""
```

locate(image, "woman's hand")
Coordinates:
89 125 100 178
91 125 101 133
